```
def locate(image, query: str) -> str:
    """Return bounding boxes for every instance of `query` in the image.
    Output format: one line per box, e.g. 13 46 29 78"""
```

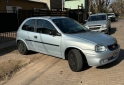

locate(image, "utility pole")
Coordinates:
78 4 83 22
62 0 63 11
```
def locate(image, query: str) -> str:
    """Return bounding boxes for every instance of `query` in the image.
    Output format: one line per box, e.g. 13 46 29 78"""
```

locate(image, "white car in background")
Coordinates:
107 13 116 21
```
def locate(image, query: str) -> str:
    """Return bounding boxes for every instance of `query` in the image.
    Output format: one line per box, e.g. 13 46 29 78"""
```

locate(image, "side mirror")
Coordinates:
49 30 61 36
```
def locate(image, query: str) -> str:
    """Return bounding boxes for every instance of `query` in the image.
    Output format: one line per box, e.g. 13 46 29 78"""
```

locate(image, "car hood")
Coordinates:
85 20 106 26
65 31 116 45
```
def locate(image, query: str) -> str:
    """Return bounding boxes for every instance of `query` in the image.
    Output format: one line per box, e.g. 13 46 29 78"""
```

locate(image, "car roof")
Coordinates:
90 13 107 16
26 16 67 20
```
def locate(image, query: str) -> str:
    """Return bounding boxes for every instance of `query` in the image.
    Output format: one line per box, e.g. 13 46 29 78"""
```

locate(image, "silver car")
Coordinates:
16 17 120 72
85 13 111 34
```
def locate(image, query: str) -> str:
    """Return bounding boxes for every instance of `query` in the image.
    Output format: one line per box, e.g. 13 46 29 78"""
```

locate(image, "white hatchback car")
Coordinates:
16 16 120 72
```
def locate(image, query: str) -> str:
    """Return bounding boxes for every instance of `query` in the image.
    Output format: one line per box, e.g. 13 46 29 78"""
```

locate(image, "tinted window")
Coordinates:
37 20 56 34
22 19 35 32
52 18 88 33
88 15 106 21
107 14 114 16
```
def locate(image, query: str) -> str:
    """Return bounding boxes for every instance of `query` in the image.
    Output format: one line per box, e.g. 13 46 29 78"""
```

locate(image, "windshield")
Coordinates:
52 18 88 34
107 14 114 16
88 15 106 21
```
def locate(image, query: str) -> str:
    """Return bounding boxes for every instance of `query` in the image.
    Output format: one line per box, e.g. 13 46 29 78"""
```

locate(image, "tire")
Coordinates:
67 49 83 72
17 41 28 55
107 26 111 35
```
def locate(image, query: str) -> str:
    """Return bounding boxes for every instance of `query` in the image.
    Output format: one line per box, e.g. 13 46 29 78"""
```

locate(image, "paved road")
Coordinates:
3 20 124 85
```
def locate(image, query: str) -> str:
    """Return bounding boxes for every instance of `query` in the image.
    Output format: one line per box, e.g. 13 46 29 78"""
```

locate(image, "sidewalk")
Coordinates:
0 40 16 50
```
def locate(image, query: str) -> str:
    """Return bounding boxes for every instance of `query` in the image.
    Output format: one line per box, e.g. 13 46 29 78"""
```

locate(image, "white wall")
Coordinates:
64 0 85 9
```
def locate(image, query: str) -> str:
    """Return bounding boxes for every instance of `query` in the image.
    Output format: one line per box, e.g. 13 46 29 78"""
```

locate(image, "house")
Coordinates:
0 0 48 12
30 0 63 11
64 0 88 11
29 0 50 10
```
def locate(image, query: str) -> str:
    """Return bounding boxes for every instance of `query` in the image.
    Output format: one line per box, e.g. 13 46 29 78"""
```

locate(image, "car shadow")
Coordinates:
110 27 117 35
0 45 37 56
96 49 124 69
82 63 92 71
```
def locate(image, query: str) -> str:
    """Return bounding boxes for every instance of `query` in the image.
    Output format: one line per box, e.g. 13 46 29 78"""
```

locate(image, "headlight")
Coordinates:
102 24 106 28
95 45 106 52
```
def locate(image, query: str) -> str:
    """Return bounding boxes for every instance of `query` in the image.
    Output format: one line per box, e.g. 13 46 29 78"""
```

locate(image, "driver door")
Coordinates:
36 19 62 57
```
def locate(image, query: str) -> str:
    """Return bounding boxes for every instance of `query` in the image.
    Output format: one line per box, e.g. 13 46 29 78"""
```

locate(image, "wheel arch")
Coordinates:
17 39 29 50
64 47 88 63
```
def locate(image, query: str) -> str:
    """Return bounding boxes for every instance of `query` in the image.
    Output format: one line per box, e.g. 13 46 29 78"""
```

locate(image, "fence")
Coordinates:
0 10 67 44
0 12 18 43
18 10 67 25
0 32 16 43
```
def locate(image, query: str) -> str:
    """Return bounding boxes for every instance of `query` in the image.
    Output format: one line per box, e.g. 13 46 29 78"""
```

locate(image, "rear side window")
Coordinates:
22 19 35 32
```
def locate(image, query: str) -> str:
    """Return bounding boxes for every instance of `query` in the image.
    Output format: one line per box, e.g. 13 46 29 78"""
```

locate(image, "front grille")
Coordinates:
89 25 101 27
89 27 100 30
107 43 118 51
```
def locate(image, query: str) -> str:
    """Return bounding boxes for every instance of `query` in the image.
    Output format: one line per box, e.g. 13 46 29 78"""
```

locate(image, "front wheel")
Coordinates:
67 49 83 72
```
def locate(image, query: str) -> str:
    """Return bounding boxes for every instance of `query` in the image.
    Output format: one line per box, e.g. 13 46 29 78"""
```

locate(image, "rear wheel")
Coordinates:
17 41 28 55
67 49 83 72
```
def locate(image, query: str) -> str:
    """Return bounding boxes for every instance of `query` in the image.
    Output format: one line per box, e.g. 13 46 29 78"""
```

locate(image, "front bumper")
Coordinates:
84 45 120 66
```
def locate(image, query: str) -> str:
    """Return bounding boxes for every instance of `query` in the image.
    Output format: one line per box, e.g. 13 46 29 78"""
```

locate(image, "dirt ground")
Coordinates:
0 19 124 85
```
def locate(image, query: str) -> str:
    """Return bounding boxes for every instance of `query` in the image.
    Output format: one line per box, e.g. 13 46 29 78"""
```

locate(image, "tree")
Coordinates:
88 0 92 15
89 0 110 13
110 0 124 15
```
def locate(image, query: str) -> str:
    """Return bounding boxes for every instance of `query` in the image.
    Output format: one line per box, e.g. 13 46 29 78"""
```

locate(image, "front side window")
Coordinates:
88 15 106 21
36 19 56 34
52 18 88 33
22 19 35 32
107 14 115 16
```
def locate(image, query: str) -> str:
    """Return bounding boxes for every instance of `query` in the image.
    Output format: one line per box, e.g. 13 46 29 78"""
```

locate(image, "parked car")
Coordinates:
85 13 111 34
107 13 116 21
16 17 120 72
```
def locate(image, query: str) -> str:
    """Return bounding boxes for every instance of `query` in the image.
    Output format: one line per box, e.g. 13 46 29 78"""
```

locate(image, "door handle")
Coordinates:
34 36 37 38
